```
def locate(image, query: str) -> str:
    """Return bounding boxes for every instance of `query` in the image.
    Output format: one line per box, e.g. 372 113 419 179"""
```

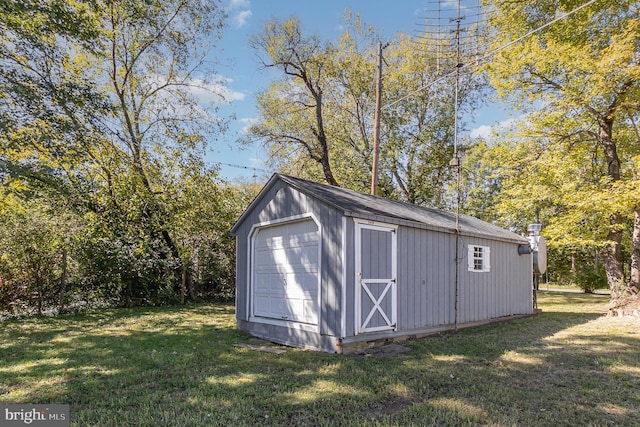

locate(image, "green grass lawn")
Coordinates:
1 292 639 426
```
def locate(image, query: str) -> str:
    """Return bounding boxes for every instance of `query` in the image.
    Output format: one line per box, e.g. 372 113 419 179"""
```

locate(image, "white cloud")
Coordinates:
239 117 259 134
470 125 492 139
227 0 252 28
138 74 245 126
249 157 264 166
470 118 518 140
233 9 252 28
143 73 244 105
188 77 246 105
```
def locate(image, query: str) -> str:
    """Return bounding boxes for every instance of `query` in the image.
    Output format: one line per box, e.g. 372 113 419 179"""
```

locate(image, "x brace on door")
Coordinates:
360 279 396 330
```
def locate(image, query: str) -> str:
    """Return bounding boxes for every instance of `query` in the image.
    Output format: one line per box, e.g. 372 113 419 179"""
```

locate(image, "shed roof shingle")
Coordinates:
235 173 527 244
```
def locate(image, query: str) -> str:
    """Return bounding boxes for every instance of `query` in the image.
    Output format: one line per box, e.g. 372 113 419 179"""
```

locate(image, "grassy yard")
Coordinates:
1 292 639 426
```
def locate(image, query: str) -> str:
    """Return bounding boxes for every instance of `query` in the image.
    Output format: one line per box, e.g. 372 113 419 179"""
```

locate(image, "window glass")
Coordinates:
468 245 490 272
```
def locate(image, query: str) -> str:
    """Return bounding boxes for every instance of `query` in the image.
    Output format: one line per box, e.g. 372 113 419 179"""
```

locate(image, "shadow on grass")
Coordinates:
1 295 638 426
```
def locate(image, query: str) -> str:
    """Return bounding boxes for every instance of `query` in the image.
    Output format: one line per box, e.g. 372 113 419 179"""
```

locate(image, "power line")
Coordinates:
210 161 271 174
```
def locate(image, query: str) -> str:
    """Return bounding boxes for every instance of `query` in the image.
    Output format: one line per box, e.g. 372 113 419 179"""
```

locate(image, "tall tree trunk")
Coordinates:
108 22 183 286
36 289 43 315
312 90 339 186
187 248 198 301
605 212 625 300
58 248 67 313
126 278 133 306
630 204 640 295
599 118 626 300
187 277 197 301
180 266 187 304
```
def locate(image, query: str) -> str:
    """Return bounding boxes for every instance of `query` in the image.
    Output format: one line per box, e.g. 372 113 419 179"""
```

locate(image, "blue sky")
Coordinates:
210 0 511 181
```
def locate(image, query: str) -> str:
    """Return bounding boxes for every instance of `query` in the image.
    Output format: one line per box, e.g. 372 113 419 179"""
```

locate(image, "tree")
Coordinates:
382 32 484 208
1 0 233 306
95 0 227 299
484 0 640 299
246 12 484 206
249 16 339 186
162 163 248 303
0 190 82 313
458 139 505 222
0 0 109 193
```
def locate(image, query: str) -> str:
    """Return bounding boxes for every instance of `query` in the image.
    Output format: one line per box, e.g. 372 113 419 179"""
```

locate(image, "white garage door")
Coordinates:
252 219 320 325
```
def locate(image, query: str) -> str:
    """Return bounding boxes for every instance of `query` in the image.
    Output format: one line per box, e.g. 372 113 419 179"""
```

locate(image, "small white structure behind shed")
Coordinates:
231 174 533 353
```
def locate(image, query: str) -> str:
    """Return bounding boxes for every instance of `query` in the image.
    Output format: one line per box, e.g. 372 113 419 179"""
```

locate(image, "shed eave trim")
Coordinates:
344 211 527 244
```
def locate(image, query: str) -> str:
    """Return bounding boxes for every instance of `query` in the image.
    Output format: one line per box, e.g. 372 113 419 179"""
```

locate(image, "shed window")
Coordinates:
468 245 490 272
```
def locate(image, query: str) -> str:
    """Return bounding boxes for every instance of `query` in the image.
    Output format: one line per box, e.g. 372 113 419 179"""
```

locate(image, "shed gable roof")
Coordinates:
232 173 527 243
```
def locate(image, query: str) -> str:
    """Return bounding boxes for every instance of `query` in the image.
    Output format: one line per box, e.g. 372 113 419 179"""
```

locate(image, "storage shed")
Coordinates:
231 174 533 353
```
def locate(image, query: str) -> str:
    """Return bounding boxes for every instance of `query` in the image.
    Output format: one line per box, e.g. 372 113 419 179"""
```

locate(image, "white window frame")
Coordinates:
468 244 491 273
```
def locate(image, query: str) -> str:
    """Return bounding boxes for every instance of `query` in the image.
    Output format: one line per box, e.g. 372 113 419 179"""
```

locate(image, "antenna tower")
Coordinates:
415 0 488 330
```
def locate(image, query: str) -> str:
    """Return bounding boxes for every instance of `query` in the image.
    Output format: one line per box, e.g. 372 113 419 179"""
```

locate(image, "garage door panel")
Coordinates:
285 271 317 292
254 274 270 293
282 296 317 323
261 231 317 247
283 296 301 320
254 296 285 318
265 297 292 319
255 247 276 268
254 271 284 289
277 298 290 318
287 220 315 235
271 272 286 293
272 247 287 265
252 219 320 325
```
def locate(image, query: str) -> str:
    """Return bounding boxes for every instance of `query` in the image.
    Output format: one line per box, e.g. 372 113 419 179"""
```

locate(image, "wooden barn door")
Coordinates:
355 222 397 334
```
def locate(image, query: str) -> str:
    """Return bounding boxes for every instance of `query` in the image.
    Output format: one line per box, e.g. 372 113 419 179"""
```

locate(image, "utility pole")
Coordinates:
370 41 386 196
